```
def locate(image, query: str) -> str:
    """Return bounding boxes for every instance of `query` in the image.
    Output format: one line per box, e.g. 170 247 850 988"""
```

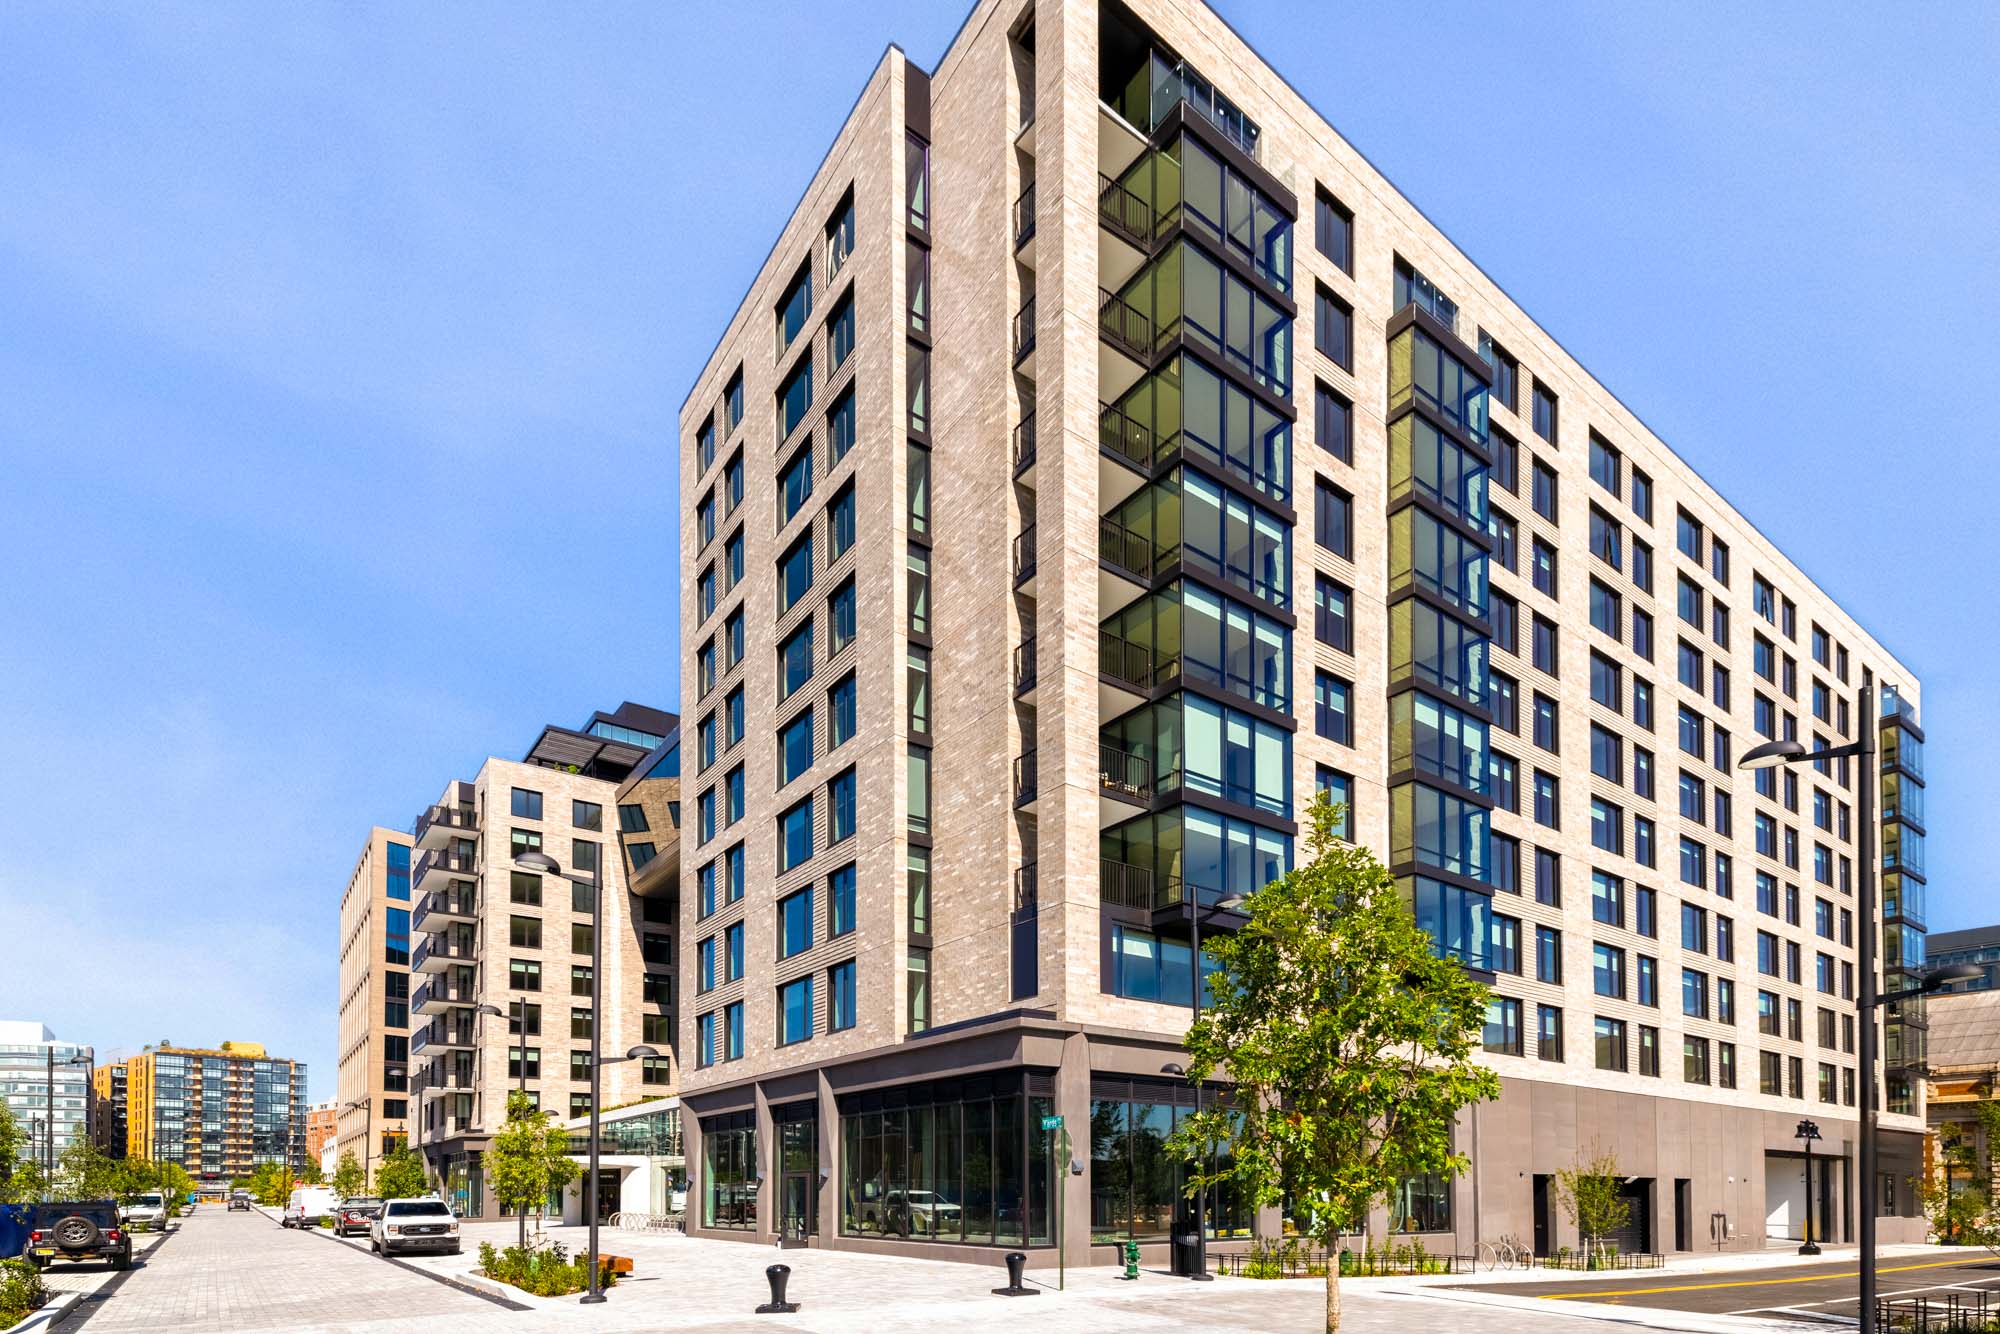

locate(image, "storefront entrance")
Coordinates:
776 1103 818 1239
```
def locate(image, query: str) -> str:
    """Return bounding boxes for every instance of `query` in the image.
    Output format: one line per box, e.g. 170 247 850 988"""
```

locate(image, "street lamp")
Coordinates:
340 1098 371 1194
1794 1119 1823 1255
1166 890 1246 1282
475 1001 532 1251
514 847 645 1307
43 1050 91 1196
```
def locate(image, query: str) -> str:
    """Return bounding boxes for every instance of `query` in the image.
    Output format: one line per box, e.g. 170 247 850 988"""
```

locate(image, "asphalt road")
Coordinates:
1468 1252 2000 1320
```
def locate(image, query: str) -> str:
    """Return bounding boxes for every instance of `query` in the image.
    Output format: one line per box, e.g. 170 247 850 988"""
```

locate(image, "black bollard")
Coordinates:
991 1250 1039 1297
756 1263 800 1314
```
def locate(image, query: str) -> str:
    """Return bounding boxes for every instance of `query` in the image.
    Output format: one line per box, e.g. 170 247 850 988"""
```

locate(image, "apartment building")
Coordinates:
674 0 1932 1265
122 1042 306 1184
91 1062 126 1159
1927 924 1999 994
407 703 680 1218
0 1022 93 1176
335 825 415 1182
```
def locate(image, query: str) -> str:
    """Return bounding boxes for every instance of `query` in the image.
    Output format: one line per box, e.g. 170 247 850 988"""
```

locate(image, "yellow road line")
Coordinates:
1541 1256 1981 1300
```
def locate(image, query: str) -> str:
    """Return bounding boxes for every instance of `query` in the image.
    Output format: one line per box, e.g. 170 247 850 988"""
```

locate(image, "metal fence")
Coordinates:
1879 1290 1998 1334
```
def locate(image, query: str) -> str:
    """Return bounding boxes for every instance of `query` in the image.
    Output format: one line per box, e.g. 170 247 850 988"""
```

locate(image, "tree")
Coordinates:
1923 1102 2000 1248
0 1104 35 1204
489 1091 580 1243
53 1140 124 1202
1552 1148 1631 1265
298 1158 325 1187
373 1144 428 1200
1165 793 1500 1334
331 1152 365 1201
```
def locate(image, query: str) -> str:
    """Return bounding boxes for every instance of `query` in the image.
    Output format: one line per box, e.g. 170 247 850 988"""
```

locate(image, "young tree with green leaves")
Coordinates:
331 1151 365 1201
1923 1102 2000 1248
298 1158 325 1187
489 1091 581 1245
1165 793 1500 1334
372 1144 429 1200
53 1140 124 1201
0 1105 43 1204
1552 1148 1630 1265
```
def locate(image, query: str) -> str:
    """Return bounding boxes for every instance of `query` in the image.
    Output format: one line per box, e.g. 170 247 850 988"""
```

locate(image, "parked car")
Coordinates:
370 1198 461 1256
119 1192 169 1232
282 1186 340 1229
229 1190 251 1212
860 1188 961 1237
333 1197 384 1238
22 1201 132 1271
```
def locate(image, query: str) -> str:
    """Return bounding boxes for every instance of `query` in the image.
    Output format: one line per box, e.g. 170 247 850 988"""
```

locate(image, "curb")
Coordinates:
3 1292 80 1334
254 1204 529 1313
1378 1282 1827 1334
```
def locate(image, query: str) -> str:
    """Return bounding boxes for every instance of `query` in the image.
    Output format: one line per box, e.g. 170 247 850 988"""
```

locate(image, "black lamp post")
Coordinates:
1795 1119 1823 1255
340 1098 371 1194
43 1049 91 1196
1741 685 1981 1334
1166 890 1245 1282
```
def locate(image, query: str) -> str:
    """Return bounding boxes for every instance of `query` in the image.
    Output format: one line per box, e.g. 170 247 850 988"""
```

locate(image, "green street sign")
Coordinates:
1040 1115 1063 1131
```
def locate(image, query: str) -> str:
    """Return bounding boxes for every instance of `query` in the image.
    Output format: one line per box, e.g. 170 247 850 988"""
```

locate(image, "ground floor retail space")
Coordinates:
679 1015 1930 1266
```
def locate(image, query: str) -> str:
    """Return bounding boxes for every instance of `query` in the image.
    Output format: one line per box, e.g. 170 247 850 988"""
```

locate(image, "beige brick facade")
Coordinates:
673 0 1930 1265
334 825 414 1180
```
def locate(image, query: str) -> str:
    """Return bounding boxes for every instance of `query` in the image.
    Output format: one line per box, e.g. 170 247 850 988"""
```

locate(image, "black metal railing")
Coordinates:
1013 411 1037 475
1879 1291 1997 1334
411 885 477 932
413 804 479 844
1099 741 1153 800
1013 750 1038 807
1013 295 1038 364
1099 515 1158 580
1099 629 1168 693
1014 179 1037 249
411 934 474 971
413 847 476 884
1014 635 1037 694
1099 399 1161 472
1099 286 1154 362
1013 524 1037 586
412 977 472 1012
1100 858 1173 910
1098 172 1157 248
1013 863 1037 913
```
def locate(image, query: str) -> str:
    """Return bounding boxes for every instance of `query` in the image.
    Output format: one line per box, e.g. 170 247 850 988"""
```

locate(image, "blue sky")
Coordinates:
1 2 1993 1100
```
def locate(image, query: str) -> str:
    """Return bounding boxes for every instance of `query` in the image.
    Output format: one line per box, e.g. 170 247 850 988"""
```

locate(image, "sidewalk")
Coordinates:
1409 1241 1959 1288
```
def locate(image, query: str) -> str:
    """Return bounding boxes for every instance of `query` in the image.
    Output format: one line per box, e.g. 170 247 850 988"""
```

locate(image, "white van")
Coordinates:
282 1186 340 1229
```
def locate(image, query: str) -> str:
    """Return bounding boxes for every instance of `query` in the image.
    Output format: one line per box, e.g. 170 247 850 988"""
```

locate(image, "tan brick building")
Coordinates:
335 825 415 1183
405 704 680 1218
674 0 1931 1266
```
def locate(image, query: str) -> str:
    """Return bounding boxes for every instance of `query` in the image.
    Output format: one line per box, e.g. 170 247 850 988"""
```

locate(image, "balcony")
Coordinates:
411 884 477 934
1098 171 1158 253
412 976 472 1015
410 1019 475 1058
1013 411 1037 482
1014 749 1038 810
1100 628 1169 695
412 933 475 973
413 803 478 850
1101 857 1169 910
414 846 476 893
1013 524 1038 593
1108 50 1261 162
1098 286 1154 365
1014 634 1037 696
1013 295 1038 367
1099 514 1161 585
1099 740 1155 805
1013 179 1037 253
417 1066 475 1099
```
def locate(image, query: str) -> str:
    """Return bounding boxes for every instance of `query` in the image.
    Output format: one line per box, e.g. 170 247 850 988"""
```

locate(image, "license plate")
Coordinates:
33 1248 54 1256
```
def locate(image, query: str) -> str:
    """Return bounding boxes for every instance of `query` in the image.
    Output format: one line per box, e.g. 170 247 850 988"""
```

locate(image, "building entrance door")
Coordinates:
1532 1174 1553 1256
775 1105 818 1239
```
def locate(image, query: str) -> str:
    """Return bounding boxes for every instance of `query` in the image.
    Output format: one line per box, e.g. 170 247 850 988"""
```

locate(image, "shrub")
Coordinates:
0 1258 49 1328
476 1240 618 1298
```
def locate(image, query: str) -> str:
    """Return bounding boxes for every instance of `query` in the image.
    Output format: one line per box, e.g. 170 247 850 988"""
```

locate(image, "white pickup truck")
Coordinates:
120 1192 169 1232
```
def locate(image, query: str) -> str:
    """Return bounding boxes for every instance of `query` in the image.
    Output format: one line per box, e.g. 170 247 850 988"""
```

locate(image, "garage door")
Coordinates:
1604 1181 1651 1254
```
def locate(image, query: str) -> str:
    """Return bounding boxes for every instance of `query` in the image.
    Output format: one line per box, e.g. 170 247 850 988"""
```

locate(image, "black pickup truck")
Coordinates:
22 1201 133 1271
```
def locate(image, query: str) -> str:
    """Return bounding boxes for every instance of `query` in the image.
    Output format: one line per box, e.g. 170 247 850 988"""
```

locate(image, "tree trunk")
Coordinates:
1326 1262 1341 1333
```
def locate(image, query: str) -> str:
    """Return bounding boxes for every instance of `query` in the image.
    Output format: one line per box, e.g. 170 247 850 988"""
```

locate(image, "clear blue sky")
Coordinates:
2 3 1993 1100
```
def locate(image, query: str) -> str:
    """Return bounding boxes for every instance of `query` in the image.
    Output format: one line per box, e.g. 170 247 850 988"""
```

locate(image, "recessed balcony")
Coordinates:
412 975 474 1016
413 803 478 851
410 1019 475 1058
414 846 477 893
1014 179 1037 261
411 883 477 934
417 1066 475 1099
1013 411 1037 487
1014 634 1038 696
1013 523 1038 596
412 933 475 974
1013 295 1038 372
1014 748 1039 811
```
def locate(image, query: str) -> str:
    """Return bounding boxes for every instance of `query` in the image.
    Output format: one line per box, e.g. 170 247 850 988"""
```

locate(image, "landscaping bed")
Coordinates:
474 1242 621 1298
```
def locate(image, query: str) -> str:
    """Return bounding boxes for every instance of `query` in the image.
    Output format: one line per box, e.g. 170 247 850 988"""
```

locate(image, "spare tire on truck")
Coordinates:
53 1214 103 1252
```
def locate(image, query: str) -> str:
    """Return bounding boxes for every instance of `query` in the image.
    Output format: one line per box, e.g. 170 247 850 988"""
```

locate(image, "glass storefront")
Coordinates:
702 1111 757 1230
839 1072 1054 1247
1089 1076 1247 1243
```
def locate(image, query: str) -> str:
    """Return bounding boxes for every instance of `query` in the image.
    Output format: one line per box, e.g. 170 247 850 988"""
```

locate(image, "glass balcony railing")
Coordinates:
1106 135 1292 293
1110 49 1261 161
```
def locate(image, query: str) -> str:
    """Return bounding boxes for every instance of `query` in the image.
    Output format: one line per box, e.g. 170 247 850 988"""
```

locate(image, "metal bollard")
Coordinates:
991 1250 1039 1297
755 1263 799 1314
1121 1240 1140 1280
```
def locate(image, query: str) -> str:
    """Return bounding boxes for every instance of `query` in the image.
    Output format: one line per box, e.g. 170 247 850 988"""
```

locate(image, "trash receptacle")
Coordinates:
1171 1231 1202 1276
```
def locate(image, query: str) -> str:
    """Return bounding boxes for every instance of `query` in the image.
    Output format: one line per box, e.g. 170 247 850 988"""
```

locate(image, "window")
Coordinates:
779 445 813 527
618 803 650 834
1590 579 1620 638
1314 188 1352 272
510 872 542 906
1315 383 1353 463
1531 383 1558 443
908 441 929 534
1491 753 1518 812
830 864 856 938
1632 608 1654 660
1536 926 1563 983
1532 693 1559 754
726 609 744 668
1682 903 1709 954
1493 428 1519 491
1314 286 1352 370
1315 576 1352 651
1634 816 1657 868
725 1001 744 1061
1315 672 1352 745
1531 538 1557 597
510 915 542 948
779 886 814 959
1637 955 1658 1007
829 292 856 370
1589 436 1622 496
697 1013 716 1068
511 788 543 820
725 923 744 982
778 533 814 614
1592 872 1624 928
1492 592 1518 655
829 768 857 845
828 389 856 464
1314 479 1352 558
1589 724 1622 783
509 959 541 992
1531 615 1557 674
1538 1005 1564 1062
776 263 812 350
1595 1016 1627 1072
1491 914 1521 975
1483 997 1523 1056
725 451 744 512
1533 770 1559 828
778 797 814 873
1535 848 1560 906
1677 509 1704 562
726 687 745 748
828 579 856 655
1632 538 1653 593
1590 653 1622 711
828 960 857 1032
697 937 716 993
828 673 857 750
1480 333 1519 413
1711 538 1731 586
779 622 813 701
777 356 814 441
1531 460 1558 522
1591 798 1622 855
1493 672 1519 734
1491 831 1519 894
1493 511 1517 571
1638 1026 1660 1077
778 710 814 788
